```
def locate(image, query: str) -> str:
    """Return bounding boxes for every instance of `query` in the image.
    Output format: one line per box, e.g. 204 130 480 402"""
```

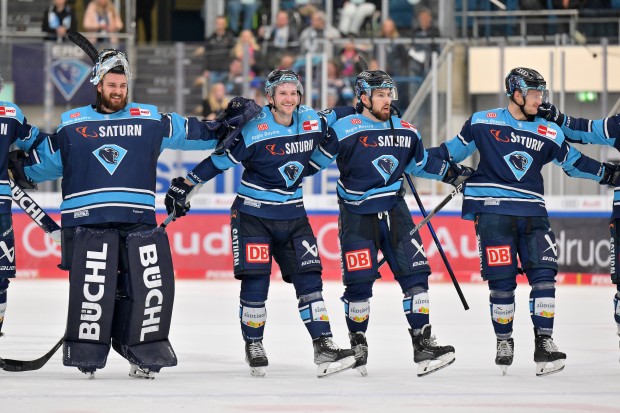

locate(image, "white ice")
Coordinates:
1 280 619 413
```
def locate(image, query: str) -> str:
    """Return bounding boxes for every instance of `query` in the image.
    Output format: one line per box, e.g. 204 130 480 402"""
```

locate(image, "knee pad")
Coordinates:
342 281 374 302
396 272 429 293
112 228 177 371
290 271 323 297
240 274 270 303
64 227 120 370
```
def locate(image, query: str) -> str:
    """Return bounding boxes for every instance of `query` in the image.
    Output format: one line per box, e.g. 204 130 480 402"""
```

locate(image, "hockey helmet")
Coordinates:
505 67 547 100
90 49 132 85
264 69 303 98
354 70 398 100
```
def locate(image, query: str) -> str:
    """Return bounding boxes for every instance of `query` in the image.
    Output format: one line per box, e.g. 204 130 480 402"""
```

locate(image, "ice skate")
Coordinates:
245 341 268 377
129 364 156 380
534 331 566 376
410 324 455 377
79 367 96 380
313 336 356 378
495 338 514 375
349 332 368 377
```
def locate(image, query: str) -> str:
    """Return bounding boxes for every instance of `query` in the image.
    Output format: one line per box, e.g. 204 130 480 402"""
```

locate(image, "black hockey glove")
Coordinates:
165 177 193 219
8 150 37 190
600 162 620 187
537 102 565 126
442 162 475 187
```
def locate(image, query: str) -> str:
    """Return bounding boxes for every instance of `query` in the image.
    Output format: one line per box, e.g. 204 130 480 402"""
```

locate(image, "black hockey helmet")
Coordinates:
264 69 303 98
505 67 546 98
354 70 398 100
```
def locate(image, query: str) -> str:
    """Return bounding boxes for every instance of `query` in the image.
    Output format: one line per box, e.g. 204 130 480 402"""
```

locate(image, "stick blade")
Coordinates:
1 338 63 372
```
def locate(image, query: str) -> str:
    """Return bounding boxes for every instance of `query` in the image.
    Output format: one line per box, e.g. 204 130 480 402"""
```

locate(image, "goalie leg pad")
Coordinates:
63 227 120 370
112 227 177 370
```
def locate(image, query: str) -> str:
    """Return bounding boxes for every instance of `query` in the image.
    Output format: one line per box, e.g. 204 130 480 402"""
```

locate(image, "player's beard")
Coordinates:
371 104 390 122
98 90 128 113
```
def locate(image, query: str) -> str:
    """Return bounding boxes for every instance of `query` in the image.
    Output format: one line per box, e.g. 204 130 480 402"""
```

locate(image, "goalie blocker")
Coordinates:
63 226 176 377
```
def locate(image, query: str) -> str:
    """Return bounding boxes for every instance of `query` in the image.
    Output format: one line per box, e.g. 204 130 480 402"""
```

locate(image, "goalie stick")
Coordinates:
67 30 99 63
10 179 61 243
1 338 63 372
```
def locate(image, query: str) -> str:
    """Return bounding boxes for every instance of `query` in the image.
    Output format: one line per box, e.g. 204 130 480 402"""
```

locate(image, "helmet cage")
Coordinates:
355 70 398 101
264 69 304 98
90 49 132 85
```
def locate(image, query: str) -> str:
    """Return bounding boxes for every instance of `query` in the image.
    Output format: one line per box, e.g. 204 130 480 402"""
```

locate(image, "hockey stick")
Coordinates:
404 175 469 310
1 337 63 372
10 179 61 243
67 31 99 63
160 183 203 228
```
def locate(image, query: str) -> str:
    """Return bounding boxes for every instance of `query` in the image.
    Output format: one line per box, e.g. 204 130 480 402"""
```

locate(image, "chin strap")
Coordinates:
511 94 535 122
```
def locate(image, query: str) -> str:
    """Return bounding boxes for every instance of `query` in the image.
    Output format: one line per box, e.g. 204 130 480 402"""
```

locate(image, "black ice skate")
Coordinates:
410 324 455 377
313 336 356 378
78 367 96 379
245 341 268 377
349 332 368 377
129 364 156 380
534 330 566 376
495 338 514 376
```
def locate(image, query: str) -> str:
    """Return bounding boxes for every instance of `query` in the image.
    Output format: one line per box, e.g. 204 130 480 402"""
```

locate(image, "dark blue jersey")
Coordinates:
433 108 604 220
311 112 448 214
25 103 220 227
556 113 620 218
187 105 326 220
0 101 45 213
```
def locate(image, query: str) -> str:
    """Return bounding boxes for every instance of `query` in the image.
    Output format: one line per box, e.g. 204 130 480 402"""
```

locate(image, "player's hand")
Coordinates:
537 102 564 126
165 177 193 219
600 162 620 187
442 162 475 187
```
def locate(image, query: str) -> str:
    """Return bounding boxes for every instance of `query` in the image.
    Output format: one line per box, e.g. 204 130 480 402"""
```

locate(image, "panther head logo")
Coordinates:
509 154 528 171
284 164 299 181
377 157 395 174
99 147 119 164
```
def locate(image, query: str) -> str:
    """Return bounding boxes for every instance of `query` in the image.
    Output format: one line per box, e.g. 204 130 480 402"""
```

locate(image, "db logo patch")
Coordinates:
486 245 512 266
351 118 362 125
345 249 372 271
400 120 417 130
0 106 16 117
246 243 270 263
302 120 319 131
486 112 497 118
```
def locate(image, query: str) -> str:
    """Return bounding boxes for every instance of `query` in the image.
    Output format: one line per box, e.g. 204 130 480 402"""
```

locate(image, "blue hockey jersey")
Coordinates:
0 101 44 213
310 112 448 214
187 105 326 220
25 103 220 227
554 113 620 218
432 108 604 220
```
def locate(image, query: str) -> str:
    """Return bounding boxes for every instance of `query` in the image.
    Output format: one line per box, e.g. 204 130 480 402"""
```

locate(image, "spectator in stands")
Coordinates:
42 0 77 42
231 29 262 76
223 58 249 97
299 10 341 54
136 0 156 43
326 59 353 107
377 18 410 103
519 1 549 36
277 53 297 71
195 15 236 83
227 0 260 35
408 8 440 80
259 10 301 68
202 82 230 120
551 0 587 34
339 39 364 77
338 0 380 37
83 0 123 44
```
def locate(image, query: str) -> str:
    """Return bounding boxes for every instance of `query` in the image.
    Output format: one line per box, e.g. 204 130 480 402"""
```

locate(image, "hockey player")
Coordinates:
18 49 253 379
164 69 357 378
309 70 470 377
430 67 615 376
0 72 47 338
537 99 620 353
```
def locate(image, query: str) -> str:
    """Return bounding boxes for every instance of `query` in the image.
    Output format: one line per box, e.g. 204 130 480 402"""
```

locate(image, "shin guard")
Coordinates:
239 300 267 342
299 291 332 339
112 228 177 372
614 287 620 334
490 290 515 339
403 287 430 333
63 227 119 371
0 278 8 335
529 281 556 336
343 298 370 333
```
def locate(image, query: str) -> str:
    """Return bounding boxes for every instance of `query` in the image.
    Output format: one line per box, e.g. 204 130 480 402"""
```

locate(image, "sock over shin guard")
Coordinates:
403 287 430 333
239 299 267 342
529 282 556 336
298 291 332 339
343 298 370 333
490 290 515 339
0 278 8 334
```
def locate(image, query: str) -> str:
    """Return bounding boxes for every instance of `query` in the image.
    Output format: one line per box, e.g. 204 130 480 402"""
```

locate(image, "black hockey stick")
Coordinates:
10 179 61 243
1 337 63 372
404 175 469 310
67 30 99 63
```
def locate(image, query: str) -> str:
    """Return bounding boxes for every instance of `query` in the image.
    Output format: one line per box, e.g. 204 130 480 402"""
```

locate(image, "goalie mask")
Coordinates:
90 49 132 85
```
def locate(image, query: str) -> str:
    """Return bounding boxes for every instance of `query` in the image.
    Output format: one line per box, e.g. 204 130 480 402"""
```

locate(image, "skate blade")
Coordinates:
129 366 156 380
535 360 565 376
84 372 95 380
316 355 356 378
417 353 456 377
500 365 508 376
250 367 266 377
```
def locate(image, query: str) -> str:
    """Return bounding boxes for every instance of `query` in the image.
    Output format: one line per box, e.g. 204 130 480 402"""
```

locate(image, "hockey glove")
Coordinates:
8 150 37 190
165 177 193 219
537 102 565 126
442 162 475 187
600 162 620 187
